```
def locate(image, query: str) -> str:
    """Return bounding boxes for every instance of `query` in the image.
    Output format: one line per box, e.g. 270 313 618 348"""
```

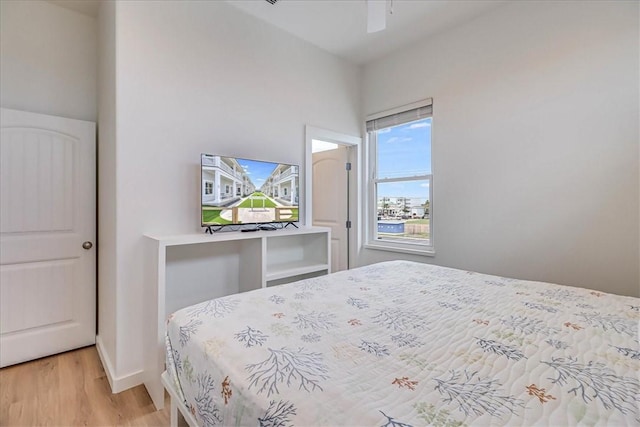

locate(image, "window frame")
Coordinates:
364 100 434 256
204 181 213 195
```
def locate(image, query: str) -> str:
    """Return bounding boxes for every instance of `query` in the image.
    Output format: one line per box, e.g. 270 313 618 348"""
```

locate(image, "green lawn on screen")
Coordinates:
288 208 299 221
202 208 232 224
237 192 278 208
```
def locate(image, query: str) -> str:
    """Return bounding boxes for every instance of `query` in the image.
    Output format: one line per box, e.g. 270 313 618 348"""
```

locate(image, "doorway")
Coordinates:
305 126 361 273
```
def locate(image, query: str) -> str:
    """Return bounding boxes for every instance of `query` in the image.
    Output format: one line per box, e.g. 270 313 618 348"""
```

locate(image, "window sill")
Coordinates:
363 241 435 257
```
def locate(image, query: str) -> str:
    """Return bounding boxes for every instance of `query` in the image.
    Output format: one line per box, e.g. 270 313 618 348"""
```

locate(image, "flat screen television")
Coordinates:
200 153 300 229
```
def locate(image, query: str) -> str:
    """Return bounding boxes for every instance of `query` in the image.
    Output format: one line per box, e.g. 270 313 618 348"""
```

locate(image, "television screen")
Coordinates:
201 154 299 226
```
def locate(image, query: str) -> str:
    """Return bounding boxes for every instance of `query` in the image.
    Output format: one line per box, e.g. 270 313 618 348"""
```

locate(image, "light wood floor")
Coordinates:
0 346 170 426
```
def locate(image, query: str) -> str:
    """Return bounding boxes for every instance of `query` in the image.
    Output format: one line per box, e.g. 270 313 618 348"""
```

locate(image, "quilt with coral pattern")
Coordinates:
165 260 640 426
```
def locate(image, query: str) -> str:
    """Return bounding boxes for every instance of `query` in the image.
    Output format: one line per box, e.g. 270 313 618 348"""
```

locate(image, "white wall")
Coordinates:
96 0 118 389
106 1 360 380
361 1 639 297
0 0 97 121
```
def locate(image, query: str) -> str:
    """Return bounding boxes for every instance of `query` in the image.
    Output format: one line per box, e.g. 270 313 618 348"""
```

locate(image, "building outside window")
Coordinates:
365 99 433 254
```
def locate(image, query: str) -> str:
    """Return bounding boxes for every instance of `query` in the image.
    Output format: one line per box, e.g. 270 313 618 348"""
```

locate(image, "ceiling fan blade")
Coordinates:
367 0 386 33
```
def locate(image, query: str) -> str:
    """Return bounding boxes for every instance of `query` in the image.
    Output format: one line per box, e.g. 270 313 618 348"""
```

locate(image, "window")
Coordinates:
366 99 433 254
204 181 213 195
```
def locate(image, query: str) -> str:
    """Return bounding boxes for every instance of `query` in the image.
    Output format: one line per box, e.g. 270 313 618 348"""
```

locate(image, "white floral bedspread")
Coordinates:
165 260 640 426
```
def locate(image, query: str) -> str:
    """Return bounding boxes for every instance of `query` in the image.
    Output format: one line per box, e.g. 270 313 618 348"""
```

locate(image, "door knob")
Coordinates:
82 241 93 250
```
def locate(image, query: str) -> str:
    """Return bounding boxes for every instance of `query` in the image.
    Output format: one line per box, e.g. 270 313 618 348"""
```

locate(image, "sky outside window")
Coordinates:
377 180 429 205
377 117 431 199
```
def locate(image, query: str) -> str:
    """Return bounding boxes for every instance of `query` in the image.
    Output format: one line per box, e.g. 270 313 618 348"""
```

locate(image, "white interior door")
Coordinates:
312 144 350 272
0 108 96 367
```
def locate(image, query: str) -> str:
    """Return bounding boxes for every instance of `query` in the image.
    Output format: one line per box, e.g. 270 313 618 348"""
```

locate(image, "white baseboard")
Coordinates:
95 335 145 394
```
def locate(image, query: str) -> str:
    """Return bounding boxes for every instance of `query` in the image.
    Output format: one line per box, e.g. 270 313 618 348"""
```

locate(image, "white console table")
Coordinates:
142 226 330 410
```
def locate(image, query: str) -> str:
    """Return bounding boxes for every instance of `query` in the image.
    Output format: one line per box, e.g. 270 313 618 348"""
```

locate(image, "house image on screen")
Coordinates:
261 164 299 206
201 155 255 207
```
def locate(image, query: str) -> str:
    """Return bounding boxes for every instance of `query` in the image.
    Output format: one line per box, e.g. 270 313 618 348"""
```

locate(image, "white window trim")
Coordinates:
364 100 434 256
204 180 213 195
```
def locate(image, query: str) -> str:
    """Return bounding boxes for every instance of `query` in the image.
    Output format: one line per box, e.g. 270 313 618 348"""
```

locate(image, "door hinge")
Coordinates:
345 162 352 171
346 220 352 229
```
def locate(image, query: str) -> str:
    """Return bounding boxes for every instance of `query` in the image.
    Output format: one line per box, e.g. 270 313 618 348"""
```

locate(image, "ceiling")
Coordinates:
47 0 506 65
48 0 100 17
225 0 507 64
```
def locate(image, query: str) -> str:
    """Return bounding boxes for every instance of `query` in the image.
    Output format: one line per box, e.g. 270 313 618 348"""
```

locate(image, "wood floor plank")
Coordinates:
0 346 170 426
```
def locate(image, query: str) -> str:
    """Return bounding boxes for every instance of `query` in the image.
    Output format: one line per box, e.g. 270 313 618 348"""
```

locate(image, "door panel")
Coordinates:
1 260 75 333
312 145 349 272
0 108 96 367
1 129 75 232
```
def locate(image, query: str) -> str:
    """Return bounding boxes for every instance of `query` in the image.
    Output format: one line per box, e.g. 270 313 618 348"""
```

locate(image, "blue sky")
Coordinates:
377 117 432 200
236 158 278 190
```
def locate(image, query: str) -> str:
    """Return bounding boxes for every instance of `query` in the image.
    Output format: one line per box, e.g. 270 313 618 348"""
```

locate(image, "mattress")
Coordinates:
165 260 640 426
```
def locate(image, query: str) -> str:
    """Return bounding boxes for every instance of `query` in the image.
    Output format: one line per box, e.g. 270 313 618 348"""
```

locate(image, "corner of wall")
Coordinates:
96 335 145 393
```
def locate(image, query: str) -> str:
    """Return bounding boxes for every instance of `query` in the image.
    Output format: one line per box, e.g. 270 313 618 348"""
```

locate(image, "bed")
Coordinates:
164 260 640 426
